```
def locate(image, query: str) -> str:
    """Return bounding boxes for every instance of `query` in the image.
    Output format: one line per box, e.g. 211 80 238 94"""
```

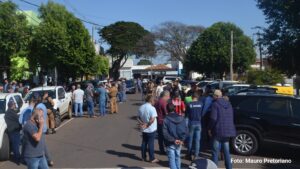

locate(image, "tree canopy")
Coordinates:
0 1 30 79
137 59 152 65
153 21 204 62
99 21 152 80
29 2 104 82
257 0 300 75
185 22 256 78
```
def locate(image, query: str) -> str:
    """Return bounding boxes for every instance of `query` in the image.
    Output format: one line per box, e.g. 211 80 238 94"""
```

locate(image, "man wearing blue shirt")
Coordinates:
186 93 204 160
137 95 159 163
96 83 108 117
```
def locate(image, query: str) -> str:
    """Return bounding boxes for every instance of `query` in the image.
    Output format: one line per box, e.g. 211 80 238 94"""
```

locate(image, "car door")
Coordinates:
289 99 300 145
257 97 291 143
57 87 67 114
234 96 260 126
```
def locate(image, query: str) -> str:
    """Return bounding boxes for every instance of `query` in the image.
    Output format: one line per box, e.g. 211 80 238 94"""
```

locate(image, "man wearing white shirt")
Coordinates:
137 95 159 163
73 85 84 117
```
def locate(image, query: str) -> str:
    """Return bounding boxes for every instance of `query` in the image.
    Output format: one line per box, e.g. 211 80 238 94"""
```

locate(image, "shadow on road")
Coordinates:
106 150 142 161
132 103 143 106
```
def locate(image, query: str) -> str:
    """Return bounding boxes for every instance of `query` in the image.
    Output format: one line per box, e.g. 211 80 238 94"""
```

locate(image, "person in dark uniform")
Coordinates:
42 91 55 134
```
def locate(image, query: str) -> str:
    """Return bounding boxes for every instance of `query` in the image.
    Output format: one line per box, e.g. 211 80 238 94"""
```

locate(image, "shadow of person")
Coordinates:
106 150 142 161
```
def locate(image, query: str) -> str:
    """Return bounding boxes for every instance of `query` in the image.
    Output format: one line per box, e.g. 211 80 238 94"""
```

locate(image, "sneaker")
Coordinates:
150 159 159 163
48 160 54 167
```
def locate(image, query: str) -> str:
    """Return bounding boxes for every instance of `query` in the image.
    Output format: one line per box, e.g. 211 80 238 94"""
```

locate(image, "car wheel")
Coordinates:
231 130 258 156
0 133 10 161
68 104 72 119
55 112 62 128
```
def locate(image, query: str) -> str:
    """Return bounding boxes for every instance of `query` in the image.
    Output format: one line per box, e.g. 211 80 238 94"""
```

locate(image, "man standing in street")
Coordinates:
109 83 118 114
85 85 96 118
154 90 170 155
73 85 84 117
23 107 49 169
186 93 203 160
122 80 127 102
42 92 55 134
5 100 22 164
137 78 142 93
163 103 187 169
137 95 159 163
3 79 9 93
208 90 236 169
96 83 107 117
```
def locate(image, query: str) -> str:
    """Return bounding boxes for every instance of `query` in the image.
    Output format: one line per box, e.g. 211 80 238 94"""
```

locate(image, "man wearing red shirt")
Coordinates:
154 91 170 154
172 91 186 116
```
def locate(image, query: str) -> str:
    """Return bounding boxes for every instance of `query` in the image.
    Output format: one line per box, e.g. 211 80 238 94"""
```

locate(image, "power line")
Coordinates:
17 0 104 27
0 0 40 24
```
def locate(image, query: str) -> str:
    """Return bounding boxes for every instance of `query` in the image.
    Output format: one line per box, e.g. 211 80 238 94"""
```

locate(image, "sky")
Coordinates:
13 0 267 64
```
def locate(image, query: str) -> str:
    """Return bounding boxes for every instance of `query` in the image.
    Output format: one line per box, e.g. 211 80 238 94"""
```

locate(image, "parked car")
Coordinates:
207 80 239 90
196 80 214 89
162 76 181 83
24 86 72 127
0 93 26 161
125 80 136 94
223 84 251 96
229 94 300 156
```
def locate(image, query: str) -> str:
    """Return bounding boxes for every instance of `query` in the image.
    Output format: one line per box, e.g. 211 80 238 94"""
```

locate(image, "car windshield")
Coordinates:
0 99 6 114
24 90 56 101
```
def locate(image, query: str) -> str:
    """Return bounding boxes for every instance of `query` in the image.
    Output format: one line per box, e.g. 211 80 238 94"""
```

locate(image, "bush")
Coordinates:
247 69 284 85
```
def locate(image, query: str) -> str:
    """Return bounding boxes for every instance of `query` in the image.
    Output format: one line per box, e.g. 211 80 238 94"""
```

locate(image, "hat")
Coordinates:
8 99 16 108
214 89 222 97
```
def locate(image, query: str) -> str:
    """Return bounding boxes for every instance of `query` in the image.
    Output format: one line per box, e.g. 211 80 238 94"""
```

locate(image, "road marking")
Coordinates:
55 118 74 131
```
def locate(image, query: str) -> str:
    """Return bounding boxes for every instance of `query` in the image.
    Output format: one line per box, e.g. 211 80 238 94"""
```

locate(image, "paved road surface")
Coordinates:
1 93 300 169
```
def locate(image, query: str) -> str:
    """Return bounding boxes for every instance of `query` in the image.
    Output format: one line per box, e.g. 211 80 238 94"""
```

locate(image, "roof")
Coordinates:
145 64 172 70
0 93 21 99
31 86 60 91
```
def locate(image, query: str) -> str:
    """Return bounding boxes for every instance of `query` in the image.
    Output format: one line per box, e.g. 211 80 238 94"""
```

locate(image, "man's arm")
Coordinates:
32 126 43 142
208 103 218 131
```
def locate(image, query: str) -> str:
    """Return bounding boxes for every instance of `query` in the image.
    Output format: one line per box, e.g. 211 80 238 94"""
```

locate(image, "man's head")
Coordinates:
160 91 170 101
145 94 155 105
72 85 76 90
31 107 44 124
77 84 81 89
166 103 175 114
192 93 199 101
4 79 8 83
33 92 42 105
19 83 23 87
213 90 223 100
174 91 180 99
8 99 16 110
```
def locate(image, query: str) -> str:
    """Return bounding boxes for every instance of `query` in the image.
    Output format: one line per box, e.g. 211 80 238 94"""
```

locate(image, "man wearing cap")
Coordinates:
5 100 22 164
208 90 236 169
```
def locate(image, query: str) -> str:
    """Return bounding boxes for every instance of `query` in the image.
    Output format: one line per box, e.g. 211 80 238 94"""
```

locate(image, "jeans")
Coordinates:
122 91 126 101
99 99 106 116
87 100 95 117
167 144 182 169
188 124 201 157
212 138 232 169
141 132 156 161
157 124 165 153
74 102 83 117
117 92 122 102
24 156 49 169
8 131 21 162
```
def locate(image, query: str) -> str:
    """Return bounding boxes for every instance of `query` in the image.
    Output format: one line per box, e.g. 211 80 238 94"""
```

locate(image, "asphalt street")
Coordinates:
1 93 300 169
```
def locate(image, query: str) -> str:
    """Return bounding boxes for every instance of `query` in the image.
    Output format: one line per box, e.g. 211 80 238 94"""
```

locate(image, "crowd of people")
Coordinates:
137 79 236 169
2 78 30 97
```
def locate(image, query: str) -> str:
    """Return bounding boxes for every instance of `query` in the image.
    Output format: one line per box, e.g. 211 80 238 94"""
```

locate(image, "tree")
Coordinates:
99 21 152 80
10 51 30 81
0 1 30 80
30 2 98 82
247 69 284 85
185 22 256 78
257 0 300 75
137 59 152 65
153 21 204 62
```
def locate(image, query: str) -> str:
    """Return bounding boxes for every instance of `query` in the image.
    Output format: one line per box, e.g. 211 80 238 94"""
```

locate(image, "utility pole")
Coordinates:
230 31 234 80
257 31 263 70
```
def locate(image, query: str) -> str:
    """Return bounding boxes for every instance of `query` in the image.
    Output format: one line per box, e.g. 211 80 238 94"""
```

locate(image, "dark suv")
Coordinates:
229 94 300 156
